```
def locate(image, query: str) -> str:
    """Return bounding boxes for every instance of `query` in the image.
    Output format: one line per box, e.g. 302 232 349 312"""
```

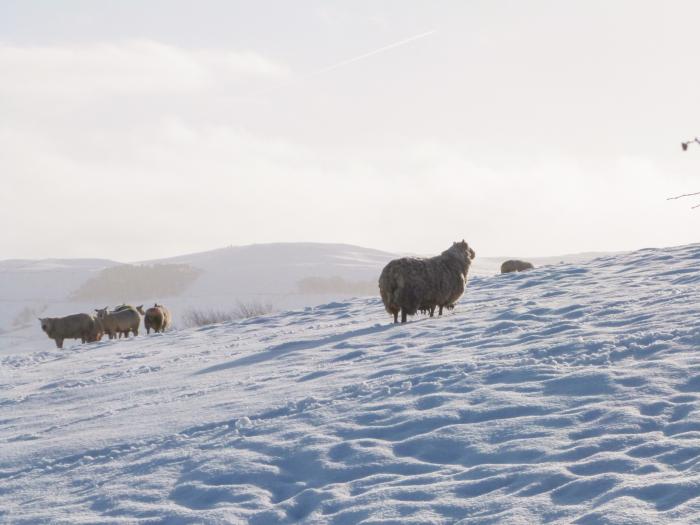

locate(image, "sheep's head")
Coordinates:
39 318 53 334
447 239 475 262
94 307 109 319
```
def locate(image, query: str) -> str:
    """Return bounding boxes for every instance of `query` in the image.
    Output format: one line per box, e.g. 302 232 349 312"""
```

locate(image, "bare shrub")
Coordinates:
180 309 231 327
233 300 275 318
181 301 274 328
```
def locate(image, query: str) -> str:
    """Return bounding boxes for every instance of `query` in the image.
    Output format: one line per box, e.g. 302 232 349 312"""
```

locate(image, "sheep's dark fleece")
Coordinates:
501 259 534 274
378 240 476 323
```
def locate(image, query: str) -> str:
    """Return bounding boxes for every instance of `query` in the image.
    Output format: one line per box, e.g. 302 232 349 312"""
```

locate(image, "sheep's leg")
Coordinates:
401 309 407 323
439 305 443 316
55 338 63 349
429 306 435 317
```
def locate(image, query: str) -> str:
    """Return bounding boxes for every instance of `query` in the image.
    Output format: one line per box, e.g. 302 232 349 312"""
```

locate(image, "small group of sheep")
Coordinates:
39 303 171 348
379 240 535 323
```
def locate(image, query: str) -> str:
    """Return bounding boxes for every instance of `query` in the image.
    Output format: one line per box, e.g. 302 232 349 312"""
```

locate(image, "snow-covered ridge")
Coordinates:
2 244 700 523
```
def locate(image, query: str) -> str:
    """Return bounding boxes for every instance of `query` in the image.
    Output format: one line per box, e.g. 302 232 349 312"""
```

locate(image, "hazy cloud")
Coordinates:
0 41 288 98
2 2 700 261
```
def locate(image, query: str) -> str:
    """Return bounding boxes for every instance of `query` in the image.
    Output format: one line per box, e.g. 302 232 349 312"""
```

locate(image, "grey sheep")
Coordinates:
378 240 476 323
39 313 103 349
95 306 140 339
111 305 139 337
501 260 534 274
137 303 171 334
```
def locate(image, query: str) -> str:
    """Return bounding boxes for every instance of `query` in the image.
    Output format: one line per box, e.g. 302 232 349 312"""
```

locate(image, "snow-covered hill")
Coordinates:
142 242 400 316
147 242 397 291
2 244 700 523
0 258 121 300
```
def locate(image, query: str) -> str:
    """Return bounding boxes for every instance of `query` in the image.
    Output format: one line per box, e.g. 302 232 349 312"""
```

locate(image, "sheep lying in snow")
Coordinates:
95 306 140 339
379 240 476 323
39 313 102 348
137 304 171 334
501 260 534 274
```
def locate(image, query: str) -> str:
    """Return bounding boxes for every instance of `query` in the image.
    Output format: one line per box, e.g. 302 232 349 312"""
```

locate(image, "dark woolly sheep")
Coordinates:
378 240 476 323
137 303 171 334
501 260 534 274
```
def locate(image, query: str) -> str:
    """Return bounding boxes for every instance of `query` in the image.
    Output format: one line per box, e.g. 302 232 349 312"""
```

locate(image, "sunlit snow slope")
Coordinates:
2 244 700 524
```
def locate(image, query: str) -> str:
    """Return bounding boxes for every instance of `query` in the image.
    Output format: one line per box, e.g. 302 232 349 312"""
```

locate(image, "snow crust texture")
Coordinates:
2 244 700 523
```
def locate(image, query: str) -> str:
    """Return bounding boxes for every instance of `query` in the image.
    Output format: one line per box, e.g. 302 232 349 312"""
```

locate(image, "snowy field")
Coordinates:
2 244 700 523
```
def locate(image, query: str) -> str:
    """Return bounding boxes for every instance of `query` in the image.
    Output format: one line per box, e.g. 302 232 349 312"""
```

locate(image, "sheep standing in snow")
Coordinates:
500 260 534 274
379 240 476 323
39 313 103 348
137 304 171 334
110 305 141 338
95 306 140 339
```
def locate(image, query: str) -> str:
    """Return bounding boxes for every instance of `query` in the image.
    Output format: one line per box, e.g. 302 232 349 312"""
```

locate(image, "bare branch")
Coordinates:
670 138 700 208
667 191 700 201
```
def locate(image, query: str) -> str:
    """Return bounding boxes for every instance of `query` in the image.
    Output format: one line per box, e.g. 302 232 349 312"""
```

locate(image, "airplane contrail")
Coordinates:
315 30 436 74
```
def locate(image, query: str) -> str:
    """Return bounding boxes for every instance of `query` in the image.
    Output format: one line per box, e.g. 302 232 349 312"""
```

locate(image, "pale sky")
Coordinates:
2 1 699 261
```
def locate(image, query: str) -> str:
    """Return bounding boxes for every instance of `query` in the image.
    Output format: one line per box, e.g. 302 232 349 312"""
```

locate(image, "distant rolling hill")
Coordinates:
145 242 399 297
